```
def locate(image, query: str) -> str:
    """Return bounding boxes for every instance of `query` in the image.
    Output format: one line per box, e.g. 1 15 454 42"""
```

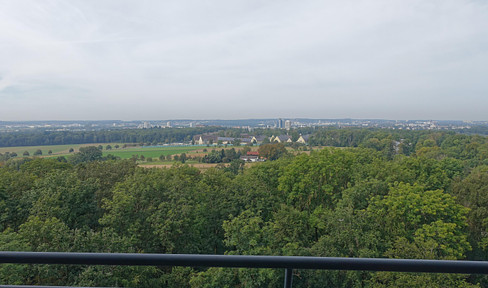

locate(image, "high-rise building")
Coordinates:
278 118 283 129
285 120 291 131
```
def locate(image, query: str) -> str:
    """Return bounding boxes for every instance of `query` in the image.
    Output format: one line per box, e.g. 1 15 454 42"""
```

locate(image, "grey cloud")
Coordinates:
0 0 487 120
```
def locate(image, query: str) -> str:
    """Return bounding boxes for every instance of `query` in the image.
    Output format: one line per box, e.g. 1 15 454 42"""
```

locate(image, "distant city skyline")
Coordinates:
1 0 487 121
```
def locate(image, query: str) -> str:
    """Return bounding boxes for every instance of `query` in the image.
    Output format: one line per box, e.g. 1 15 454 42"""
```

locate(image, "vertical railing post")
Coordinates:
284 268 293 288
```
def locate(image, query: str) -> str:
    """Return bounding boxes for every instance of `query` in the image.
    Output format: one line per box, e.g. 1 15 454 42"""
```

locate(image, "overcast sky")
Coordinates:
0 0 487 121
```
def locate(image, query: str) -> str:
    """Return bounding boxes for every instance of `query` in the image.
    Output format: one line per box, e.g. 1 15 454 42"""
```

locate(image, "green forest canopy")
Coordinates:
1 128 488 286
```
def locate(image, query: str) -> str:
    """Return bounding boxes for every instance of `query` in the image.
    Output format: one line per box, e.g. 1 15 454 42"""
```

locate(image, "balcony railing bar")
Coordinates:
0 286 96 288
1 252 488 274
2 252 488 288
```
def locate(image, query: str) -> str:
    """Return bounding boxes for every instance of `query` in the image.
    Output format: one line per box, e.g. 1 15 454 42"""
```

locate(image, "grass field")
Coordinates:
0 143 124 156
103 146 200 159
1 144 260 169
0 143 202 159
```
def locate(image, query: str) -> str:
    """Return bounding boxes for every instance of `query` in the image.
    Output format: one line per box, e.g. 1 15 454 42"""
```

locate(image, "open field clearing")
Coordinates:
141 162 258 170
1 143 263 163
103 145 258 160
141 163 219 169
0 143 124 156
138 160 199 165
1 144 201 159
103 146 201 159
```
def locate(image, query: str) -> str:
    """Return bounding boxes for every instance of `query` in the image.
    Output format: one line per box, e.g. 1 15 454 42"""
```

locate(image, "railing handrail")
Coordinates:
1 251 488 274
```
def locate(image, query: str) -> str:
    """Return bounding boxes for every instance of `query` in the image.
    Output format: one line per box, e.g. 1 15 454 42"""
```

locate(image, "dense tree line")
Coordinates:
1 129 488 286
201 148 242 163
310 128 488 164
0 127 222 147
1 125 488 151
0 126 312 148
459 125 488 136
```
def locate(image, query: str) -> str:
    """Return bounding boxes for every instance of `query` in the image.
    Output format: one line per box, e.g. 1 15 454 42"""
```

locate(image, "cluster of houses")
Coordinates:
193 133 310 146
193 133 311 163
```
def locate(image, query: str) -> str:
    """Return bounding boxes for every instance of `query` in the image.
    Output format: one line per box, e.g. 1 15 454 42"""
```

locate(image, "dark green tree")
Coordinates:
69 146 103 164
258 143 287 161
180 153 187 163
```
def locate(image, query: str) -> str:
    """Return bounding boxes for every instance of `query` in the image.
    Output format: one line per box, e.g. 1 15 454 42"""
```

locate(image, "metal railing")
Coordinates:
2 252 488 288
